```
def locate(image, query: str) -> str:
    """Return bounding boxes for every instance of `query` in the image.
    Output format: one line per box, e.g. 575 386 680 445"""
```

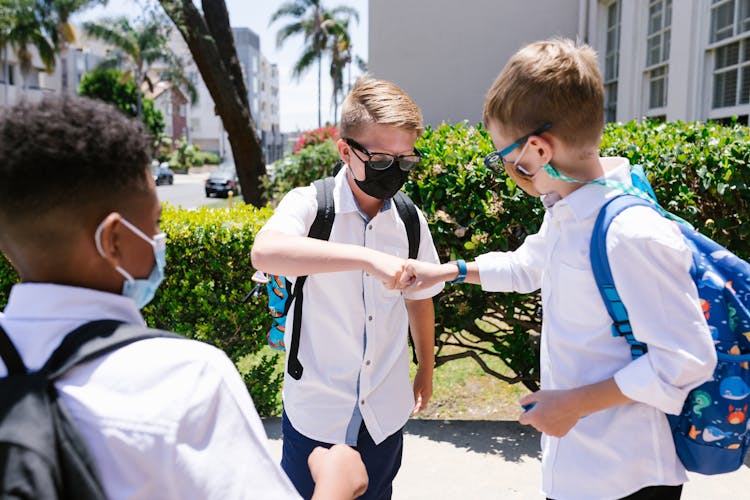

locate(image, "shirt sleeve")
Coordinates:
609 207 717 414
258 185 317 237
475 213 550 293
170 348 300 499
404 207 445 300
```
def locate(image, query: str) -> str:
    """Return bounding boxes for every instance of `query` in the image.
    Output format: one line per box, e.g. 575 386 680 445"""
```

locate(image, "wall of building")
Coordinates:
369 0 580 127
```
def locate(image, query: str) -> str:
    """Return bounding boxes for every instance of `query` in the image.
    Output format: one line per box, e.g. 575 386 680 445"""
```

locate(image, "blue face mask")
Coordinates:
95 216 167 309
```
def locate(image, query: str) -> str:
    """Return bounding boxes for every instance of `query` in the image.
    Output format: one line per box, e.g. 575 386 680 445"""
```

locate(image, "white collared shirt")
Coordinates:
475 158 716 500
259 167 443 445
0 283 299 500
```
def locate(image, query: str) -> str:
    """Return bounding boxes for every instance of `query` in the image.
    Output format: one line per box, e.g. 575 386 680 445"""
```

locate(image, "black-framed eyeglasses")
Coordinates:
483 123 552 174
344 137 423 172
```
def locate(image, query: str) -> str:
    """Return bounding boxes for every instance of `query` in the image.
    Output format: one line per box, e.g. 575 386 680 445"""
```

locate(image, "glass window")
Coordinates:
648 66 668 108
604 1 621 122
711 0 737 42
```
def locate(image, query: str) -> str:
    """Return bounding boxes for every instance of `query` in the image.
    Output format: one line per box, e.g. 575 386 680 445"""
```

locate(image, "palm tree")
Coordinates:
325 12 358 122
1 0 55 93
270 0 358 128
83 11 195 119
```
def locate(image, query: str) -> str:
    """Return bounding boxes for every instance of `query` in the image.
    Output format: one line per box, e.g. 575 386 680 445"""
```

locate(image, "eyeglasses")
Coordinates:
344 137 423 171
483 123 552 174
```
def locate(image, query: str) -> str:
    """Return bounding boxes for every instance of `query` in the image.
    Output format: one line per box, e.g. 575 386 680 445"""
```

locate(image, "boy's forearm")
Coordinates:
569 378 633 415
251 231 380 276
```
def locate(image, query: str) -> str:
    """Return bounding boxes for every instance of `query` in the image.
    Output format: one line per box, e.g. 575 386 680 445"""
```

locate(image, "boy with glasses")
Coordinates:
398 39 715 499
251 77 443 499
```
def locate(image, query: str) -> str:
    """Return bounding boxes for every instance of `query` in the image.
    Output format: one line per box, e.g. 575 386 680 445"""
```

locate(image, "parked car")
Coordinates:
205 164 241 198
153 163 174 186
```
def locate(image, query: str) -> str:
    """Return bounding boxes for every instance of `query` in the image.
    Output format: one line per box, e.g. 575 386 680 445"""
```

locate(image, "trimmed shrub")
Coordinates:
263 141 340 203
0 203 282 416
293 125 339 152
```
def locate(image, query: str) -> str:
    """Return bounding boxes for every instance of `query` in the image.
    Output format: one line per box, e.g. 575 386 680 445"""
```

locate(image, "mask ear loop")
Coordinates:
94 217 136 285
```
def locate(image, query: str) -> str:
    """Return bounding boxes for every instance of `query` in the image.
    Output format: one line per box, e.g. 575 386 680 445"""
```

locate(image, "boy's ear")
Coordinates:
527 135 554 166
336 138 352 164
95 212 125 268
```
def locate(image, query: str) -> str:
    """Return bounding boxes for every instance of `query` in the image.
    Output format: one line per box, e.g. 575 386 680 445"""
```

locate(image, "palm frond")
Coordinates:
291 45 318 80
330 6 359 24
269 0 309 25
276 21 305 48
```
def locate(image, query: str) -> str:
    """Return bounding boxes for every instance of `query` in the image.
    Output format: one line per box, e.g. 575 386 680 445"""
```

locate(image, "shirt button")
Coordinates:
368 224 373 230
368 315 373 321
365 360 371 366
361 399 365 405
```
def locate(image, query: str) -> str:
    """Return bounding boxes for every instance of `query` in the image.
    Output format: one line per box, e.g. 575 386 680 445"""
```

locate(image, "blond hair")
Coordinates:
339 77 424 137
483 38 604 148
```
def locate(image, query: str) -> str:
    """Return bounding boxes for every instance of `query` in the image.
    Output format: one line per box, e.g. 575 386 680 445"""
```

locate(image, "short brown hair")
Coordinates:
483 38 604 148
339 77 424 138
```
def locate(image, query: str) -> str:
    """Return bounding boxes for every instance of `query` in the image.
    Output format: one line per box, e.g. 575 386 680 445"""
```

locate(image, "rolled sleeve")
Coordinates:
258 186 316 237
476 217 549 293
609 208 717 414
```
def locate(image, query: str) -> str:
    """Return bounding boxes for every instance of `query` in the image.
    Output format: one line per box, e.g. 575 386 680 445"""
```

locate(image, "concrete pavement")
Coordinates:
261 417 750 499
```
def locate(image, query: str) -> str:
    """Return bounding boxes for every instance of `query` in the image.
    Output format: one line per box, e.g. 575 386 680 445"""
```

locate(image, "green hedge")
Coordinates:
3 120 748 397
0 204 282 416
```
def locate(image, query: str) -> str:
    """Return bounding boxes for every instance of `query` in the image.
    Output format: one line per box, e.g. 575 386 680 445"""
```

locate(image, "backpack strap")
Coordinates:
286 176 336 380
590 195 658 359
0 323 27 375
42 320 182 380
393 191 421 260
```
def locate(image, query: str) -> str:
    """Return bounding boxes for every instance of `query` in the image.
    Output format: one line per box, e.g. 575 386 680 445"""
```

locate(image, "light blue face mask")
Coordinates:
95 216 167 309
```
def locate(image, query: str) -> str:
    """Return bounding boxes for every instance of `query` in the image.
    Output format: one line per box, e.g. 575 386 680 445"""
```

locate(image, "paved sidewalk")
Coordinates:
262 417 750 499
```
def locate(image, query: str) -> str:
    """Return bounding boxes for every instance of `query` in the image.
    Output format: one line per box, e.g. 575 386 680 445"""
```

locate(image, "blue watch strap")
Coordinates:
448 259 467 284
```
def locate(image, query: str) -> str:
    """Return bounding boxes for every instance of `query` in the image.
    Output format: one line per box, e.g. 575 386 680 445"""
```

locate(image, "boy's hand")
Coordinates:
518 389 583 438
400 260 453 292
412 366 433 414
367 252 408 289
309 444 368 499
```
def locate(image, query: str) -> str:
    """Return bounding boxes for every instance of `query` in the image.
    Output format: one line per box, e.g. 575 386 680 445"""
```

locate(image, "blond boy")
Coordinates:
400 39 715 500
251 78 443 499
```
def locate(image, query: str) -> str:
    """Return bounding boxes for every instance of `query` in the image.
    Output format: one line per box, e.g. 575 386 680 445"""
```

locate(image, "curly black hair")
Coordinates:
0 96 152 222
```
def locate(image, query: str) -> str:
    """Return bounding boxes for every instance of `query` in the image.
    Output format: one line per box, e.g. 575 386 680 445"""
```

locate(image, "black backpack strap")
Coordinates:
0 323 27 375
43 320 182 380
393 191 421 260
287 177 337 380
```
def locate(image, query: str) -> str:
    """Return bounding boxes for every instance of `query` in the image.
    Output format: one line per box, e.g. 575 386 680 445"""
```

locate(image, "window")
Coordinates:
190 118 200 132
646 0 672 110
604 1 622 122
710 2 750 108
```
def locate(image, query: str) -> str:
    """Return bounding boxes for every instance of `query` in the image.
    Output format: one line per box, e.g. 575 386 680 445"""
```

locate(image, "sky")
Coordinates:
73 0 369 132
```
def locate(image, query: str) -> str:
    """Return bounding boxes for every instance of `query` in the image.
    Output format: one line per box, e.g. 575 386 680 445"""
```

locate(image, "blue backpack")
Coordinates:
590 167 750 475
248 174 420 380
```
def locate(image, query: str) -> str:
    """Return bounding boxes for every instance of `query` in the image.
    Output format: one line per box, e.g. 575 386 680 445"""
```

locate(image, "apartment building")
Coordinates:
369 0 750 126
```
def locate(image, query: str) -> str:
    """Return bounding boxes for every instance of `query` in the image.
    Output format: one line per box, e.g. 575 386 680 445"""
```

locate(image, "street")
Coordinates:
156 171 215 210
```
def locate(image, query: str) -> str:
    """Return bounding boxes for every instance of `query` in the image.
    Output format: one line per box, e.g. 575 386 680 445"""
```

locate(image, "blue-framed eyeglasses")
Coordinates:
344 137 423 172
483 123 552 174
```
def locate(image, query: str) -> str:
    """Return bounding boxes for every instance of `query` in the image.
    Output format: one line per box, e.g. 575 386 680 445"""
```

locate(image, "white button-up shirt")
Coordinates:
475 158 716 500
0 283 300 500
260 167 443 445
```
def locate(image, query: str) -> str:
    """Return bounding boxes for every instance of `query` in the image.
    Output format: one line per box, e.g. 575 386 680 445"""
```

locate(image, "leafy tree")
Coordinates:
324 12 358 121
271 0 358 128
79 67 165 139
0 0 55 92
83 10 195 119
159 0 266 206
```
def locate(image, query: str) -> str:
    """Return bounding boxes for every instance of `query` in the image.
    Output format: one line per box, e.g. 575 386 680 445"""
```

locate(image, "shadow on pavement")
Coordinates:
404 419 540 463
262 417 541 463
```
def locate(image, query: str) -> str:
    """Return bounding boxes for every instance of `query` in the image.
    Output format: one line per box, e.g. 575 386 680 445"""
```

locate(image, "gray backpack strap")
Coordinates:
393 191 420 260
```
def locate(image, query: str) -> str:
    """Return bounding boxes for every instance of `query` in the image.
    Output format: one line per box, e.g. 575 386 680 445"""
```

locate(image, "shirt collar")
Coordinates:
2 283 145 324
333 164 392 222
548 157 631 222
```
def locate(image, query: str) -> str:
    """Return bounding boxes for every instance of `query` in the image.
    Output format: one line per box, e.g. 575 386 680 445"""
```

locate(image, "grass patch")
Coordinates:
239 344 529 420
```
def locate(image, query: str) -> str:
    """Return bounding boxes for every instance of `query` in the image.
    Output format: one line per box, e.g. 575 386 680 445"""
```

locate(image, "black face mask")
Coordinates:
352 162 410 199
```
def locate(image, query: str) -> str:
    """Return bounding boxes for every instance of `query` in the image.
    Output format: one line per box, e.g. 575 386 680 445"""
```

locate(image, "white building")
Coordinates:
1 46 60 107
259 55 283 162
369 0 750 126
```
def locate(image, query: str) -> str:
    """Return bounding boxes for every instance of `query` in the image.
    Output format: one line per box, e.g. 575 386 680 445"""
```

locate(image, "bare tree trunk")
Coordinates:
317 53 322 128
159 0 266 207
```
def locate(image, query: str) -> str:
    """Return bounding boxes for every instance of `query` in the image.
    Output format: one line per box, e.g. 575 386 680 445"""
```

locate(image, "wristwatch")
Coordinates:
447 259 467 284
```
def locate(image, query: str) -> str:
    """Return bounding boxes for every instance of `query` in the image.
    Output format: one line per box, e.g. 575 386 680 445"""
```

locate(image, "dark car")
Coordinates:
153 164 174 186
205 165 241 198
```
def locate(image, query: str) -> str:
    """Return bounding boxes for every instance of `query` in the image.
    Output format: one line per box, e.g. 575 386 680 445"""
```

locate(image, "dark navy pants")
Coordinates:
281 410 403 500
